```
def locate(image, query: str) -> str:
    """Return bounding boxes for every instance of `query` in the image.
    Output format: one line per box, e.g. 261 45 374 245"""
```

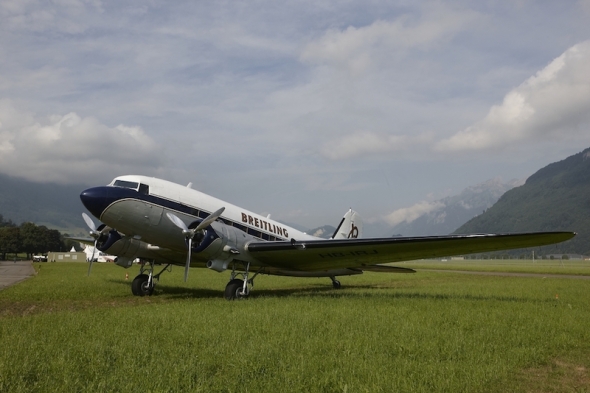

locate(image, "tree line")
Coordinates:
0 214 69 260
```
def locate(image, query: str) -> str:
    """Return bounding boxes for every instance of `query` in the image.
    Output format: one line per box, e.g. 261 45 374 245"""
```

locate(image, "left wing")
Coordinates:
67 236 96 246
246 232 575 271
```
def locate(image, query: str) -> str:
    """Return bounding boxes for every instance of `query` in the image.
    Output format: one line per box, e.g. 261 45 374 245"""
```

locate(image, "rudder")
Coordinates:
331 209 363 239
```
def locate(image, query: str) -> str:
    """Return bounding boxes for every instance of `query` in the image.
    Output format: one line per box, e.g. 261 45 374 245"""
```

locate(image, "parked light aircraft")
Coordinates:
77 175 575 300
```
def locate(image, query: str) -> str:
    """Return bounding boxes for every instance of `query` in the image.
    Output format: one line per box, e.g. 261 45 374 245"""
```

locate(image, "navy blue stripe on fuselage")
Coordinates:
80 186 286 242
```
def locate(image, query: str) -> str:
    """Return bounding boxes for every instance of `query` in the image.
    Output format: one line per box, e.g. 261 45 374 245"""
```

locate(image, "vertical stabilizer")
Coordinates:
331 209 363 239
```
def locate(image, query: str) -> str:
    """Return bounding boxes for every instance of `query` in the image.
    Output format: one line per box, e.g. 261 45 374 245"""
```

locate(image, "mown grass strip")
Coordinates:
404 258 590 276
1 262 589 392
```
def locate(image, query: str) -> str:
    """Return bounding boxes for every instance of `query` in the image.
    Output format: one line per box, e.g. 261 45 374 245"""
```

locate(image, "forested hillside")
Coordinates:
456 148 590 255
0 173 86 233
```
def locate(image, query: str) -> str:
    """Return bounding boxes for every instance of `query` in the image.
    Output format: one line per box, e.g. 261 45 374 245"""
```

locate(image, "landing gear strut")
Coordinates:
131 260 171 297
224 262 260 300
330 276 341 289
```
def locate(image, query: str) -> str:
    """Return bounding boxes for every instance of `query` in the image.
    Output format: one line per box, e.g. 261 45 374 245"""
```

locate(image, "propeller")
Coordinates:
82 212 100 276
166 207 225 282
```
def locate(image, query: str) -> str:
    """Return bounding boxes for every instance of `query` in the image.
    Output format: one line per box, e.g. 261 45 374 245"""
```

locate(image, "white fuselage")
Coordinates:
96 175 320 265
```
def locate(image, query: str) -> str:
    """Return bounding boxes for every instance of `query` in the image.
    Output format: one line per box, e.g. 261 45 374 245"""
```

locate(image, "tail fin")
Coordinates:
331 209 363 239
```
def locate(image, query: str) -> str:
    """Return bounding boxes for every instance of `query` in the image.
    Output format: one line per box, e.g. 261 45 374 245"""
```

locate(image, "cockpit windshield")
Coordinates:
111 179 150 195
113 180 139 190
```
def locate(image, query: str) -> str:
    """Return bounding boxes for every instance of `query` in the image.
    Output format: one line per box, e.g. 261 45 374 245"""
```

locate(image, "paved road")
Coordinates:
0 261 36 290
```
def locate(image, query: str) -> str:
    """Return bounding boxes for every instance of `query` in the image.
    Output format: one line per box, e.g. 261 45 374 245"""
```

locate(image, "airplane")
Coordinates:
77 175 575 300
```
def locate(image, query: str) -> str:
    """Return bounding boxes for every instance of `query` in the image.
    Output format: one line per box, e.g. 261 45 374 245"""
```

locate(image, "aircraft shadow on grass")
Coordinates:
107 279 551 304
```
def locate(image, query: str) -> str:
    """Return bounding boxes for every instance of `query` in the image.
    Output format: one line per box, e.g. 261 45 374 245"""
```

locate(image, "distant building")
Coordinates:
47 252 86 262
545 254 589 260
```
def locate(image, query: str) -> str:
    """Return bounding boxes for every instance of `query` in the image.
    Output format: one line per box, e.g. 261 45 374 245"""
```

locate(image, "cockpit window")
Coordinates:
138 184 149 195
113 180 139 190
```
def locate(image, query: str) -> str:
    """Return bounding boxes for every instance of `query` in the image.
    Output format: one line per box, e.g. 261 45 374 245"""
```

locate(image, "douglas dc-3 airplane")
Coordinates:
78 175 575 300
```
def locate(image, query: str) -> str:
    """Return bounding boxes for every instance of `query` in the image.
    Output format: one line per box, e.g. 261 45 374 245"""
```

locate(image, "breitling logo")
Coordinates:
241 213 289 238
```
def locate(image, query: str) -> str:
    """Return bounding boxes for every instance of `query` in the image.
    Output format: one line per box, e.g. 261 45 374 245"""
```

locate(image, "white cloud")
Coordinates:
436 40 590 152
384 200 445 227
300 4 479 73
0 0 103 34
0 100 163 184
321 131 433 160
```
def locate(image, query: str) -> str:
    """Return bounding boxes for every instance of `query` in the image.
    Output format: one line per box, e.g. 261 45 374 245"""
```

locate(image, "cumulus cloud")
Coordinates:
0 100 163 184
436 40 590 151
384 200 445 227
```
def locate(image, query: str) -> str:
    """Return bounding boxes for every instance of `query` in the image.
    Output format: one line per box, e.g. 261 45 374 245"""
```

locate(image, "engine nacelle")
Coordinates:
186 220 220 253
206 259 231 272
95 228 147 269
198 221 258 269
114 256 134 268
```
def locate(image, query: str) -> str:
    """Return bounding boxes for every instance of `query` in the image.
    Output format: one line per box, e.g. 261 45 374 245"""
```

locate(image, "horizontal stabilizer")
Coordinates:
360 265 416 273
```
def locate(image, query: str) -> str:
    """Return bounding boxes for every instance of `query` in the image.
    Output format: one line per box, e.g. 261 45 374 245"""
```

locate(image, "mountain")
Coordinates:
0 173 87 234
388 178 522 237
307 225 337 239
455 148 590 255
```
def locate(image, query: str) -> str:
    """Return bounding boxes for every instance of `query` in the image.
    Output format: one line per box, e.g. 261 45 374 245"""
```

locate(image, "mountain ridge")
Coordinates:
0 173 87 234
455 147 590 255
387 178 523 237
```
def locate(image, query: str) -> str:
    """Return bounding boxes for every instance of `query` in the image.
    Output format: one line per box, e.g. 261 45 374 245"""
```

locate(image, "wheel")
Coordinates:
132 274 153 296
224 278 246 300
332 280 341 289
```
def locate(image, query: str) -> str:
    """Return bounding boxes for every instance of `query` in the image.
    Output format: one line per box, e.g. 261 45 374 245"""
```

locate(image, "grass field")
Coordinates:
1 261 589 392
404 258 590 276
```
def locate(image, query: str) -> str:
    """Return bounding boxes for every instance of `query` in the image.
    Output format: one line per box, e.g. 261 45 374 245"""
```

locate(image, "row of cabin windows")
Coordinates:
112 180 284 241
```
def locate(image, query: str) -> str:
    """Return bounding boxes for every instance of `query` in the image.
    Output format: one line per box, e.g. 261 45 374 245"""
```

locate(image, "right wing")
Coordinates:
247 232 576 271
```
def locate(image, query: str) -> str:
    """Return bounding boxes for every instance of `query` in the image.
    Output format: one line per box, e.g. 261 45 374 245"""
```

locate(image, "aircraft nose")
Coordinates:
80 187 110 219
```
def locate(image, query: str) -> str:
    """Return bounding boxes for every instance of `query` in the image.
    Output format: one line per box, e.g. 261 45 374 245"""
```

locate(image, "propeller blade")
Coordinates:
87 238 98 276
167 207 225 283
185 237 192 282
82 212 97 234
196 207 225 232
166 212 189 232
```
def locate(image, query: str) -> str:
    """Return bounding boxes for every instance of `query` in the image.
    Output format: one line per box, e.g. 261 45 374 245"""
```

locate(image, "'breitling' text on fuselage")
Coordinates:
241 213 289 238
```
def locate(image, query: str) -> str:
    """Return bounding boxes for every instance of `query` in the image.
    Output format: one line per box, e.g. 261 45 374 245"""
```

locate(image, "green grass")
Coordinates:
404 258 590 276
1 262 590 392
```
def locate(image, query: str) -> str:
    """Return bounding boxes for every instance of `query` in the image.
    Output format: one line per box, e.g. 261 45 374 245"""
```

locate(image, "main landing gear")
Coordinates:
224 262 261 300
131 260 172 297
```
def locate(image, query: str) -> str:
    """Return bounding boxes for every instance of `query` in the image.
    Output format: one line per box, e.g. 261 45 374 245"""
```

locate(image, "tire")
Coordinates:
332 280 341 289
132 274 153 296
224 278 245 300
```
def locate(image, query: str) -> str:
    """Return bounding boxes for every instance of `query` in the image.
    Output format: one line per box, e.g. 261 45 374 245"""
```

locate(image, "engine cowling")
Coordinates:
207 258 231 272
193 221 257 271
186 219 220 253
94 228 147 268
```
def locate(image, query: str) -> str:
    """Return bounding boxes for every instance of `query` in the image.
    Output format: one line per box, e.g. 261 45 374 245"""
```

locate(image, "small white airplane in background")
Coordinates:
77 175 575 300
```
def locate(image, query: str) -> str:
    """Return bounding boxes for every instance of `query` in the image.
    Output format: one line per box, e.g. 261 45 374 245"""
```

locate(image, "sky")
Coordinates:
1 1 590 231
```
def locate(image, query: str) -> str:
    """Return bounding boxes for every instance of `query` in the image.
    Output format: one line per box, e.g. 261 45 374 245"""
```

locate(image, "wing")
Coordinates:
66 236 96 246
246 232 575 271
